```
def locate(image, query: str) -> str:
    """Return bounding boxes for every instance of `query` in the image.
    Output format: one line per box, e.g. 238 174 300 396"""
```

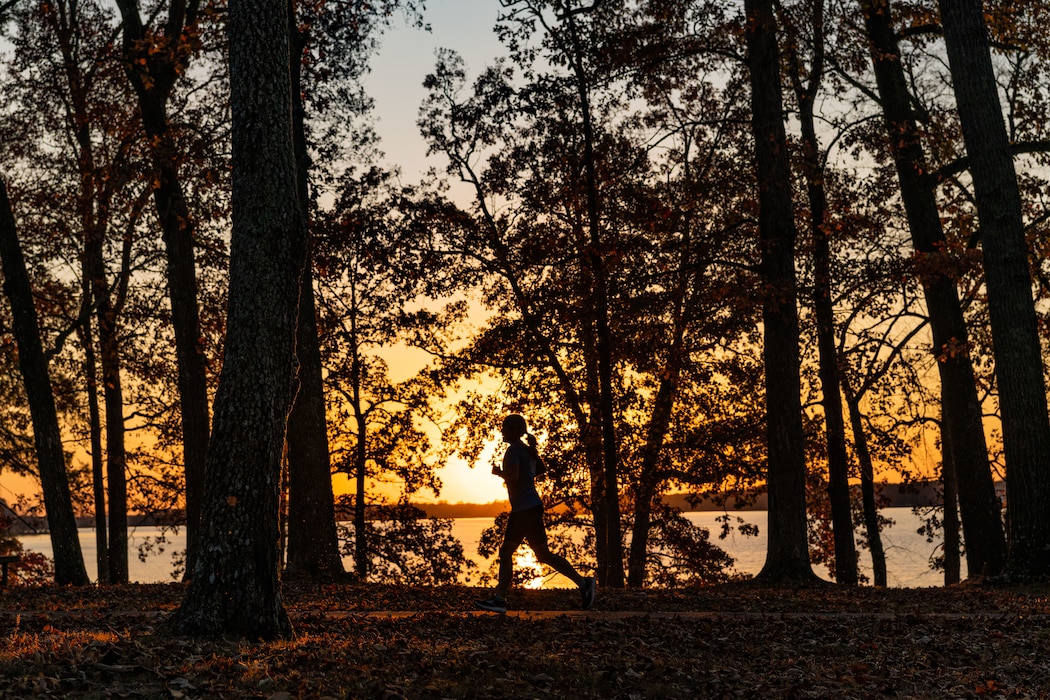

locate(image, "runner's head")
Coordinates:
501 413 527 442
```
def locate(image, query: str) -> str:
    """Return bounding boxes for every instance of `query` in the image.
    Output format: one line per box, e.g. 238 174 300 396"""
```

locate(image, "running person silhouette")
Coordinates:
476 413 596 614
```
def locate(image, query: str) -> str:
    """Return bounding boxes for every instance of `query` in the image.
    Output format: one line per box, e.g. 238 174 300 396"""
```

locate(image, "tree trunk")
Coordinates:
283 7 344 581
580 328 610 583
286 261 344 580
145 122 211 576
863 0 1006 579
79 319 109 583
941 420 961 585
0 176 89 586
810 204 858 585
563 10 624 589
168 0 306 639
45 0 130 583
940 0 1050 579
85 217 129 584
627 485 654 588
744 0 820 585
783 0 858 585
346 286 369 580
586 432 609 584
842 378 887 587
354 422 368 579
114 0 210 576
626 317 686 588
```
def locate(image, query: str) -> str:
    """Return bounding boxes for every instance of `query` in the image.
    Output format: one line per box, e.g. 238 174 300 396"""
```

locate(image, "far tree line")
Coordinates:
1 0 1048 638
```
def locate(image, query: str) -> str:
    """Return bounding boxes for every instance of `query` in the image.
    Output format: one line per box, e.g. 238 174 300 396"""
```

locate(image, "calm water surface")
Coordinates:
14 507 958 588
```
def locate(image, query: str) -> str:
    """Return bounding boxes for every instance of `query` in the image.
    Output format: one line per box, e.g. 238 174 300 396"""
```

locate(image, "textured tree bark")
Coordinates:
0 177 89 586
744 0 821 585
938 0 1050 580
168 0 306 639
863 0 1006 578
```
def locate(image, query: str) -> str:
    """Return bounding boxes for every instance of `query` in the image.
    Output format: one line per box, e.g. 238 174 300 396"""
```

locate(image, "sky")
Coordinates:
0 2 949 516
362 1 511 505
364 0 507 185
0 1 514 512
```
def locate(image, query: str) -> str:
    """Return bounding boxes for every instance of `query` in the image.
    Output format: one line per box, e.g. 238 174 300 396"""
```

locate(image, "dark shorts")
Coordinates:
502 505 548 553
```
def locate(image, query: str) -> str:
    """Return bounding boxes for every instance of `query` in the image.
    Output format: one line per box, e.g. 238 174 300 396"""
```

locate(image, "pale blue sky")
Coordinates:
364 0 507 182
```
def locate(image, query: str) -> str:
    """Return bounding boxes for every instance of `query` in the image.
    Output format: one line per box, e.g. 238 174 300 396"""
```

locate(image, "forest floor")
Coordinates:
1 581 1049 698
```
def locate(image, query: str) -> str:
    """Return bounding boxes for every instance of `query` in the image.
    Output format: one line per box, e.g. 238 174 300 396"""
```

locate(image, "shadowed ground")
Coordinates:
1 582 1047 697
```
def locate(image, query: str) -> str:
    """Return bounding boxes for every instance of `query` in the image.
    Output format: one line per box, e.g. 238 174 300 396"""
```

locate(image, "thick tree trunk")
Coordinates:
283 10 344 581
627 485 654 588
168 0 306 639
0 177 89 586
939 0 1050 580
114 0 210 576
863 0 1006 578
744 0 820 585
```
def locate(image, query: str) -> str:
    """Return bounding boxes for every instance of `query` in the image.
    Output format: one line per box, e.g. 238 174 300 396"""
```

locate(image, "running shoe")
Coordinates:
475 595 507 614
580 577 597 610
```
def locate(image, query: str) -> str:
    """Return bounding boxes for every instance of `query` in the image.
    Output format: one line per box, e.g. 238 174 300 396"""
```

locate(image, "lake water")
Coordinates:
13 507 958 588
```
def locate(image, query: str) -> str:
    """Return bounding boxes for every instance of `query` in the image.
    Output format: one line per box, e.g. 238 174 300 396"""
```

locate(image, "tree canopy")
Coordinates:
2 0 1050 637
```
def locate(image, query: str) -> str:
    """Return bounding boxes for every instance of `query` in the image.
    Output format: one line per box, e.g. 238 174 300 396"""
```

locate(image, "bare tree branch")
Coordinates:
936 140 1050 181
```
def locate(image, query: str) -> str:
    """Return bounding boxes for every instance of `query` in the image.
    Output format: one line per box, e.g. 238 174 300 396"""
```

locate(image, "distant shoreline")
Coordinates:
418 480 950 519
